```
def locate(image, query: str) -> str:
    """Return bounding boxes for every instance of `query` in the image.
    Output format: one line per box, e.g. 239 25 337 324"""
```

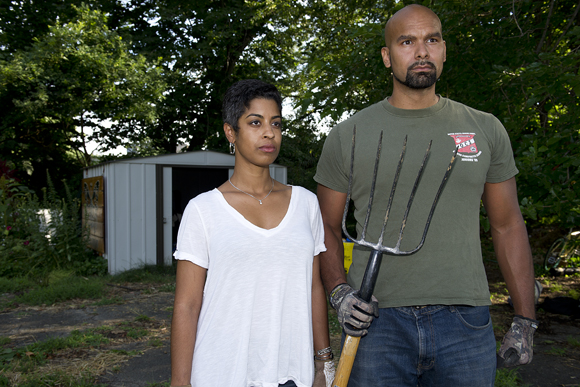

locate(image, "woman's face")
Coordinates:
227 98 282 168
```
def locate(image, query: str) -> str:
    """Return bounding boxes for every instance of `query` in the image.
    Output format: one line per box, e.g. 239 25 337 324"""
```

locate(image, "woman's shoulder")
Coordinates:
290 185 318 204
186 188 221 208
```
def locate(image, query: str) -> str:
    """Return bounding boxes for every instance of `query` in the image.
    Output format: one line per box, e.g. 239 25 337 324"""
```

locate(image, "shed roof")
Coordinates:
84 150 285 170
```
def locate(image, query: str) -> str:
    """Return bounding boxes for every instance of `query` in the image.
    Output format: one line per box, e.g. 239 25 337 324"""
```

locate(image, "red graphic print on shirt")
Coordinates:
449 133 478 154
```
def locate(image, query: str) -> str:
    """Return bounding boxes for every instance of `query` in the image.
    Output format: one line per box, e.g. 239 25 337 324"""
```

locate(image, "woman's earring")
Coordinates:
229 142 235 155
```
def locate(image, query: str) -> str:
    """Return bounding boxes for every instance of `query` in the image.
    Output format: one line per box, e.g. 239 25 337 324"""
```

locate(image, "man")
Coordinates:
314 4 538 386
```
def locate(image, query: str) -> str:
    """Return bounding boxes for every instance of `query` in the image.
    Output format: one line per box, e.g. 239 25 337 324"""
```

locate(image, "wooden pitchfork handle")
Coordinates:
333 249 383 387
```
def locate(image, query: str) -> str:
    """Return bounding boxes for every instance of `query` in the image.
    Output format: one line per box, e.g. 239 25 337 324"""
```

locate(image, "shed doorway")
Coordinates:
164 167 229 263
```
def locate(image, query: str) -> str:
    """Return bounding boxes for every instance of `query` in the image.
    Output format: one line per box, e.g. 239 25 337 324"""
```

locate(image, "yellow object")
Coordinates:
333 335 361 387
343 241 354 273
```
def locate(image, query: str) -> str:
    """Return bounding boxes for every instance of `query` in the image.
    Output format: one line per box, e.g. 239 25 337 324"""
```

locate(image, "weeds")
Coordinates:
109 265 176 285
547 347 567 356
494 368 524 387
135 314 152 323
0 173 107 280
567 336 580 348
8 371 106 387
12 276 105 306
91 296 124 306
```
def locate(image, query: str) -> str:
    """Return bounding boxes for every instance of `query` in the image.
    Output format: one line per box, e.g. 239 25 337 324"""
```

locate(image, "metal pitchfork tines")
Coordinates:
333 126 458 387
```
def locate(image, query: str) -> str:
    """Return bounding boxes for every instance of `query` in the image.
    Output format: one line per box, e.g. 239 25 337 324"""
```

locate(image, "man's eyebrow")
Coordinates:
397 34 415 42
396 32 442 42
427 32 443 39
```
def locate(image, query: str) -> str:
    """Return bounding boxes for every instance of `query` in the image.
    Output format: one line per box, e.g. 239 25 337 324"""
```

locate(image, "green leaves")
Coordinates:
0 3 166 180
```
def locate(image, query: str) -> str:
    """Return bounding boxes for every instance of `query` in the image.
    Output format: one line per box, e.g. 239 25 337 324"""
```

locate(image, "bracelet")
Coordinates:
315 352 334 361
316 346 332 357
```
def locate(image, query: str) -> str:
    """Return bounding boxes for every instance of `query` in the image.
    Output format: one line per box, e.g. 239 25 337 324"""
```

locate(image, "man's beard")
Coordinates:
393 61 438 89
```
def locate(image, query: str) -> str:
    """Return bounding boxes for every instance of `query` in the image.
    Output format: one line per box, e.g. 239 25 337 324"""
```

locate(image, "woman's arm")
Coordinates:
312 255 331 352
312 255 335 386
170 260 207 386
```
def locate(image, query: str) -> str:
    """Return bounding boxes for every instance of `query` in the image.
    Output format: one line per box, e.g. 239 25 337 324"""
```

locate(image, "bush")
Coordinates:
0 173 106 279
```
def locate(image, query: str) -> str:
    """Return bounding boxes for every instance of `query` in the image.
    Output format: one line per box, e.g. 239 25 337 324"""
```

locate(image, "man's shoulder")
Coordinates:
326 99 388 138
443 97 499 121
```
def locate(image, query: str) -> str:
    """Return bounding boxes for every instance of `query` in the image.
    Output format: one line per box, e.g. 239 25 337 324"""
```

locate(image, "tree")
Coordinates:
297 0 580 227
0 4 166 191
107 0 309 153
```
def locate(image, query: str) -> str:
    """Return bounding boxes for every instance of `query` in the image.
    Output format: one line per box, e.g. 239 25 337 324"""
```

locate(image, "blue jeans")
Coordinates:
345 305 496 387
279 381 297 387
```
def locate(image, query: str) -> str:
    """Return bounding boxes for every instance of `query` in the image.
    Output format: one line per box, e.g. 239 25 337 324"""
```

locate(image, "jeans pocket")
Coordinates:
452 305 492 330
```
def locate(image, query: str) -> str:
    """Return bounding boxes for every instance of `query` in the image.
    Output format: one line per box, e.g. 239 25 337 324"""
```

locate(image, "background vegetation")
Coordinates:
1 0 579 225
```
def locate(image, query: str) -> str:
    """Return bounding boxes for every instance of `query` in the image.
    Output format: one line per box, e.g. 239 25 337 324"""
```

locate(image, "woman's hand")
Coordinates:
314 358 335 387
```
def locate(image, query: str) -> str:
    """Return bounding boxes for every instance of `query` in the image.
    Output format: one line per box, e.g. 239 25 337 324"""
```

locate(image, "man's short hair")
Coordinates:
222 79 282 132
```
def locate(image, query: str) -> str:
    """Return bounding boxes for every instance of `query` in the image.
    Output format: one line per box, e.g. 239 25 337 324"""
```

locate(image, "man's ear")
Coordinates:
381 47 391 68
223 123 236 144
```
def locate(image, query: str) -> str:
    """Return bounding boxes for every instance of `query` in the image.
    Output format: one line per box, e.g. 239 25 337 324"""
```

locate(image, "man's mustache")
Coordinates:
408 61 436 71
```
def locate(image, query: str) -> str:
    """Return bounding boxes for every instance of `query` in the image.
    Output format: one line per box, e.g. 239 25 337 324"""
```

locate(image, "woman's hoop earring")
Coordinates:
229 142 235 155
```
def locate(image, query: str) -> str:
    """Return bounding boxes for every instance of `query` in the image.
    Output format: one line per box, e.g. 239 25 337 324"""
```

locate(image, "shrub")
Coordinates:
0 173 106 279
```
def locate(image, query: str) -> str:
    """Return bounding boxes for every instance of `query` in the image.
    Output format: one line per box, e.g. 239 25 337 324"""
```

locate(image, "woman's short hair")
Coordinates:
222 79 282 132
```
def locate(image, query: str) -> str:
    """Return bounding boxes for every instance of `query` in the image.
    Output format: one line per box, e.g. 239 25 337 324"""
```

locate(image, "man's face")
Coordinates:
381 7 446 90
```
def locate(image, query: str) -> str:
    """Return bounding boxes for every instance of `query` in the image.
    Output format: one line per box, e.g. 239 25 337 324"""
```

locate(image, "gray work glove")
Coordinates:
313 359 335 387
329 283 379 337
497 315 539 368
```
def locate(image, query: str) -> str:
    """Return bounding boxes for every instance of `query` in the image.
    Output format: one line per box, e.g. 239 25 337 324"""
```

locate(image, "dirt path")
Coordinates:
1 266 579 386
1 290 174 386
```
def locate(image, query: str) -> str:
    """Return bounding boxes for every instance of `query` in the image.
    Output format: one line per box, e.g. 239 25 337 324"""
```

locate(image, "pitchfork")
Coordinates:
333 126 458 387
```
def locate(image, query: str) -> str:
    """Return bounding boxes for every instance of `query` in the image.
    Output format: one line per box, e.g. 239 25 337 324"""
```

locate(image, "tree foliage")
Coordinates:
0 4 166 191
0 0 578 227
297 0 580 227
106 0 310 154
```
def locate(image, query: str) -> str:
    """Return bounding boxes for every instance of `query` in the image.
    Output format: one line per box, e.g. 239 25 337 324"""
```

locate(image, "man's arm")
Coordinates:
481 177 535 318
317 184 378 337
317 184 348 293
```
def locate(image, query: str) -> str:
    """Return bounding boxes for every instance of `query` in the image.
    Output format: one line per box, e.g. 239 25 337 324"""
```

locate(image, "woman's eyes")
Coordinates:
248 120 282 128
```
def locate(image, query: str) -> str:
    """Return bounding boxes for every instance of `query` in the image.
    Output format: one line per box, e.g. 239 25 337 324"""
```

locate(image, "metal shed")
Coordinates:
82 151 287 274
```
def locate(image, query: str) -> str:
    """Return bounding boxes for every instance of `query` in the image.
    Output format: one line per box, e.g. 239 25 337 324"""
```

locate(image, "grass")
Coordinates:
107 265 176 285
546 347 567 356
0 265 176 385
495 368 526 387
568 336 580 348
0 264 177 311
0 320 156 386
2 371 107 387
91 295 124 306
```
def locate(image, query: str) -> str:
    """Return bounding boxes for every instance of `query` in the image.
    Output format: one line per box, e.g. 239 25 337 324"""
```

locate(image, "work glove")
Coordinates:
329 283 379 337
313 359 335 387
497 315 539 368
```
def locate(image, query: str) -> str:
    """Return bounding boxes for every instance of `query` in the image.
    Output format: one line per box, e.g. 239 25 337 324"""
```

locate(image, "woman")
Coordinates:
170 79 335 387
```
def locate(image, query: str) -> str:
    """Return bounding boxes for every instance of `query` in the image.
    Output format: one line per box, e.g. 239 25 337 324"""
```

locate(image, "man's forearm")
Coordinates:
319 225 348 294
492 223 536 319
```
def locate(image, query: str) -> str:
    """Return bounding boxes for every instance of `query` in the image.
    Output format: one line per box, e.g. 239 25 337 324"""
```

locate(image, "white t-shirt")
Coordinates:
174 186 326 387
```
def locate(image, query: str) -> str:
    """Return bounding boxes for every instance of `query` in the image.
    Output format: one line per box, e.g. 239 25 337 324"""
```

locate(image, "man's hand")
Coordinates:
329 283 379 337
497 315 539 368
313 359 335 387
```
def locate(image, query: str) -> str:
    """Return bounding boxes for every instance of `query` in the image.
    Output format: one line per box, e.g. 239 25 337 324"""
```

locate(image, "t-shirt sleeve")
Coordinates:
173 200 209 269
486 116 519 183
314 126 349 193
310 194 327 256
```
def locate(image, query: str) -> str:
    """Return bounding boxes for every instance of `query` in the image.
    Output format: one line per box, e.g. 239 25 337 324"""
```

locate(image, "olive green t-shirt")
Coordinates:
314 97 518 307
